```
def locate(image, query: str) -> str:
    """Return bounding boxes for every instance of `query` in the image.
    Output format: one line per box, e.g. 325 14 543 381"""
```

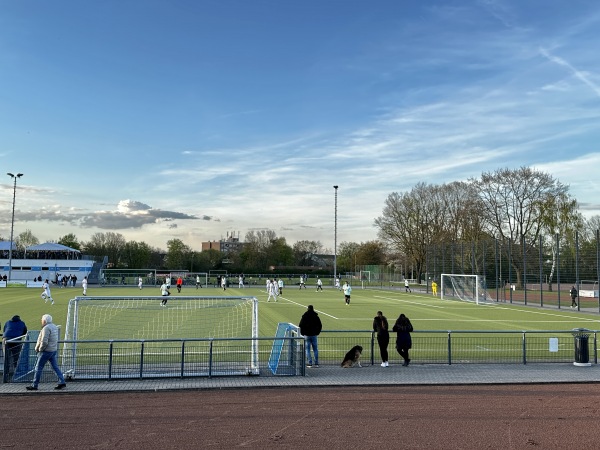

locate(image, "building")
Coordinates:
201 233 244 253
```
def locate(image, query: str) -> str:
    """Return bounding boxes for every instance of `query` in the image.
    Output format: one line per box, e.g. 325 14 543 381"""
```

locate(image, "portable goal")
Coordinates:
62 295 258 378
440 274 493 304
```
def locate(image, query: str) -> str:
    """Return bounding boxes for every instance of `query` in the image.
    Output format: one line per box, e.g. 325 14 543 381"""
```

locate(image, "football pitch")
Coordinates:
2 283 599 338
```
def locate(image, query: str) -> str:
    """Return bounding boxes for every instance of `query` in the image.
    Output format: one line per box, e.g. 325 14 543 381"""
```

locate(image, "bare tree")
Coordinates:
473 167 571 288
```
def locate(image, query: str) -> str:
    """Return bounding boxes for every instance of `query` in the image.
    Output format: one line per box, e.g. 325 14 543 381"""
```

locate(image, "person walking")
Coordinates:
570 285 578 308
299 305 322 368
221 275 227 291
267 279 278 302
26 314 67 391
373 311 389 367
239 275 244 289
343 281 352 305
316 277 323 292
138 276 143 290
160 281 170 306
299 275 306 289
3 315 27 374
404 279 411 293
196 274 203 289
392 313 414 366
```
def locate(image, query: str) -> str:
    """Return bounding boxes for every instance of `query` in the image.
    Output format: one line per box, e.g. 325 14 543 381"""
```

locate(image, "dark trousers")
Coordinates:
377 333 389 362
396 346 410 362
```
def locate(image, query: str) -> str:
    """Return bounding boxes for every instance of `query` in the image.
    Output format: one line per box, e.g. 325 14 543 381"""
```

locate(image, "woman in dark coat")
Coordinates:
373 311 389 367
392 313 413 366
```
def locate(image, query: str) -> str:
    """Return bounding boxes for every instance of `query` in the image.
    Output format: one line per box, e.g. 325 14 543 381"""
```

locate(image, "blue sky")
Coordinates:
1 0 599 252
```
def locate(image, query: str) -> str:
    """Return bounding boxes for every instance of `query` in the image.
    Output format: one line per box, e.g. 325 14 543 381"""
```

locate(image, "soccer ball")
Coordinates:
41 293 47 300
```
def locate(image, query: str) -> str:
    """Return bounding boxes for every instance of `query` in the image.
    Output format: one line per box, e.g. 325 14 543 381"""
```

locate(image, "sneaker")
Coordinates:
55 383 67 390
381 362 386 367
313 364 319 368
26 386 38 391
306 363 312 368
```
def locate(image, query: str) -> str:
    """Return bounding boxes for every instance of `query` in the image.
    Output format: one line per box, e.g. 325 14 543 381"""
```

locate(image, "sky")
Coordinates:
1 0 599 252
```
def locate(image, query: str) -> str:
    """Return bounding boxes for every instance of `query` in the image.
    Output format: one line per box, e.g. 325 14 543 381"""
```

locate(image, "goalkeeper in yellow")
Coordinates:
431 280 438 296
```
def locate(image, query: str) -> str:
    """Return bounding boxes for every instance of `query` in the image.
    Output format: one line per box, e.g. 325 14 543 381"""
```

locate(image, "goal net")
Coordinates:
61 295 258 378
440 274 493 304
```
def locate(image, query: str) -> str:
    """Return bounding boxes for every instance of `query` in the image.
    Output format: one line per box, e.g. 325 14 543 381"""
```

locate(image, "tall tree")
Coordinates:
164 238 191 270
292 240 324 266
337 241 360 273
58 233 81 250
122 240 153 269
474 167 571 288
16 229 39 250
83 232 127 267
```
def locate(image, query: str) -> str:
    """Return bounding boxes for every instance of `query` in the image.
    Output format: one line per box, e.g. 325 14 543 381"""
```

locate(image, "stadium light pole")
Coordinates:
333 185 338 283
7 172 23 282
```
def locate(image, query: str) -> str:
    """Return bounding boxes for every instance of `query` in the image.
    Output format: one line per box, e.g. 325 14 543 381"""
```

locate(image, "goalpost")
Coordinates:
62 295 258 378
440 274 493 304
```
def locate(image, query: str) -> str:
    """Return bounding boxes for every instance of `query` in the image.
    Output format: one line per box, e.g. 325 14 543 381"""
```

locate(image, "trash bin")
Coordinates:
572 328 592 367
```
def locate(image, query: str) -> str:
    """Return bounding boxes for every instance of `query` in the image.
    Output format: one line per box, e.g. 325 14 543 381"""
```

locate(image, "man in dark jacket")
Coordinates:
570 286 578 308
3 315 28 373
299 305 322 368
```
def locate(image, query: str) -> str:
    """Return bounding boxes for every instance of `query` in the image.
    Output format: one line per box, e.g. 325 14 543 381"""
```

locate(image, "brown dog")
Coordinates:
341 345 363 368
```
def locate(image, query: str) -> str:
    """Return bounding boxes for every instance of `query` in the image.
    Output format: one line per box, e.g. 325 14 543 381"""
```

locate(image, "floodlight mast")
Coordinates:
7 172 24 282
333 185 338 282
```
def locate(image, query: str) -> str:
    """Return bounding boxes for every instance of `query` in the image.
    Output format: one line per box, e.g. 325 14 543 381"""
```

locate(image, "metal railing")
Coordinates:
2 329 596 383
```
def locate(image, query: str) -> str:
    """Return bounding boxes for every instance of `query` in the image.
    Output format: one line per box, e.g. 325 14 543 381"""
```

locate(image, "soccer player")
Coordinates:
267 280 278 302
278 278 284 295
138 276 143 290
160 281 170 306
221 275 227 291
343 282 352 305
335 277 341 290
299 275 306 289
239 275 244 289
82 276 88 296
316 278 323 292
41 279 54 305
404 279 411 293
431 280 438 296
176 276 183 293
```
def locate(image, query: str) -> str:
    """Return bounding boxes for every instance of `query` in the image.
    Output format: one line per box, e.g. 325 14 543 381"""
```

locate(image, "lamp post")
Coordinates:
7 172 23 282
333 185 339 283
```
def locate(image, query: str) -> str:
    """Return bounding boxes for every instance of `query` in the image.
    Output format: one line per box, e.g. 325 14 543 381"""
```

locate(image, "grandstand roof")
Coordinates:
26 242 81 253
0 241 17 251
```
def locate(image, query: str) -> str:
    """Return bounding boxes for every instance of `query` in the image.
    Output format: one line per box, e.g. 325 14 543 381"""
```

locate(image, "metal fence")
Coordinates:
3 329 597 383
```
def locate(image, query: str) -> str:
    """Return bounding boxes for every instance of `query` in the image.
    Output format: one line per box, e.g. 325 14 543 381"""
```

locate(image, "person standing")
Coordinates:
160 281 170 307
316 277 323 292
138 276 143 290
82 276 88 296
239 275 244 289
404 279 411 293
392 313 414 366
196 275 202 289
570 285 578 308
176 276 183 293
299 275 306 289
26 314 66 391
267 279 278 302
221 275 227 291
3 315 27 374
335 277 341 290
299 305 322 368
373 311 389 367
41 279 54 305
278 278 284 295
431 280 438 296
343 282 352 305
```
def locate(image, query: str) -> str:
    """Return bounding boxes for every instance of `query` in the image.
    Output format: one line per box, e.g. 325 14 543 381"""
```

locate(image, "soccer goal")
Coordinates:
440 274 493 304
62 295 258 378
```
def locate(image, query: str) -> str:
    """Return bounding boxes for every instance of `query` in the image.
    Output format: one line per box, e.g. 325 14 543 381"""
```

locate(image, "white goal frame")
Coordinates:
440 274 491 305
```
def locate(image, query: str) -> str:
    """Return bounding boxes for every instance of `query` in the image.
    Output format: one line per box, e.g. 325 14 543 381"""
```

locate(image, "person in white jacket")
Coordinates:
26 314 66 391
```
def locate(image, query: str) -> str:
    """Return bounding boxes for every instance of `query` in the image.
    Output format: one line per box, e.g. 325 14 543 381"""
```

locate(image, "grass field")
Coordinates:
2 283 599 338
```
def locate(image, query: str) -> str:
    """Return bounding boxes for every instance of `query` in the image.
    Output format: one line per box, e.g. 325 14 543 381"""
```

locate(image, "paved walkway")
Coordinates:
2 362 600 395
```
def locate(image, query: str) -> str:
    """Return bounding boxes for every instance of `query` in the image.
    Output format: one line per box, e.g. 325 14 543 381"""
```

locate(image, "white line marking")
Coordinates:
277 296 339 319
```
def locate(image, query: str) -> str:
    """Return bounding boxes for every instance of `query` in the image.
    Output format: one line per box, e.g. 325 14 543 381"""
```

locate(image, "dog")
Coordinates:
341 345 363 368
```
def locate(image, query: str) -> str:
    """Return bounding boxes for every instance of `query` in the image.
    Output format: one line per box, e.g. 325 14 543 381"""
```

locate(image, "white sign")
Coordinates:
549 338 559 352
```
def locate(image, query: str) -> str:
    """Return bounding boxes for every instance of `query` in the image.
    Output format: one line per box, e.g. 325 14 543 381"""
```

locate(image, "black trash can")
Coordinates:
572 328 591 367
